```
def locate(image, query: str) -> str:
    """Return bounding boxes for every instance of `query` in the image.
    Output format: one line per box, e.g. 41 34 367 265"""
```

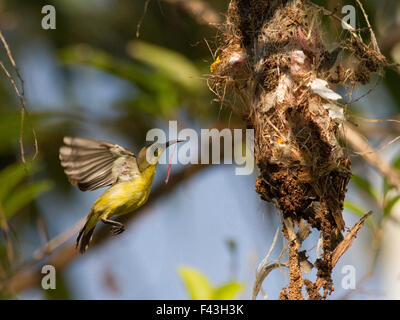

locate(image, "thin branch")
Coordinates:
343 122 400 191
355 0 380 54
136 0 151 38
0 30 38 164
315 211 372 292
2 163 209 294
252 262 288 300
32 218 86 262
252 226 281 300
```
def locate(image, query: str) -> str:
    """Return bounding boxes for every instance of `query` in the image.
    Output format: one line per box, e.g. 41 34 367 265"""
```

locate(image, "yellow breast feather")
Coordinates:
93 165 156 219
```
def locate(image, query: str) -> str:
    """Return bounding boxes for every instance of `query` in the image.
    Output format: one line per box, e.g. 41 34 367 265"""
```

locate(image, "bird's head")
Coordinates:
137 139 183 172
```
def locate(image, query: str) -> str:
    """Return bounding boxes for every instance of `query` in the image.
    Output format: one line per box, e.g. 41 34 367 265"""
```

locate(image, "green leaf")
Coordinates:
212 282 244 300
0 113 22 153
127 41 202 92
344 201 375 230
383 178 391 197
3 180 53 219
0 162 35 202
384 153 400 195
60 44 150 88
384 195 400 217
178 267 214 300
392 154 400 170
350 175 379 202
60 45 183 116
344 201 366 216
178 266 245 300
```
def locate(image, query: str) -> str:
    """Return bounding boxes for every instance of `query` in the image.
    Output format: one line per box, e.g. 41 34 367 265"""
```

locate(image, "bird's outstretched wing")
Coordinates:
59 136 140 191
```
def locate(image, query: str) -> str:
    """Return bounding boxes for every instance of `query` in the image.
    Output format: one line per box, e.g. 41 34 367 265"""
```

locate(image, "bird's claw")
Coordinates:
111 225 125 235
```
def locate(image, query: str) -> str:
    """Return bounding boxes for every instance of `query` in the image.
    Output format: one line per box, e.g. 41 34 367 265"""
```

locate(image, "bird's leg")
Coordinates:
101 218 125 235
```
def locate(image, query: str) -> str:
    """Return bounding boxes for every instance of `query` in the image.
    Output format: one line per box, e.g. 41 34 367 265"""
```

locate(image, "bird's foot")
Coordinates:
101 218 125 236
111 225 125 235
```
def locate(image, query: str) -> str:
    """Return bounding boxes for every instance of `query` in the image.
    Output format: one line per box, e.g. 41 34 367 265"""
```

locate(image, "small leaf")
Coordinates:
384 153 400 194
344 201 375 230
392 153 400 170
3 180 53 219
350 175 379 202
384 195 400 216
127 41 202 92
178 267 213 300
0 162 35 202
60 44 151 88
212 282 244 300
383 178 391 197
60 45 183 116
0 113 23 152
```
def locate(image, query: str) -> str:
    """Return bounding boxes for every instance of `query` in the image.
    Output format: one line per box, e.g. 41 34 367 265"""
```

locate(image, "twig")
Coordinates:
252 262 288 300
258 226 280 272
0 30 38 164
346 77 381 105
31 218 86 262
252 226 281 299
355 0 380 54
343 122 400 191
136 0 151 38
315 211 372 291
2 163 208 294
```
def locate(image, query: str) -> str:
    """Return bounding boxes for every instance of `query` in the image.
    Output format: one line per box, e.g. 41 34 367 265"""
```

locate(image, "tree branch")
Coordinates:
343 122 400 191
314 211 372 292
2 164 208 294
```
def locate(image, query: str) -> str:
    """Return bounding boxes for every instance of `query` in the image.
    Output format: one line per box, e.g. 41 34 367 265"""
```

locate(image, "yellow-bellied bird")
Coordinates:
59 137 182 253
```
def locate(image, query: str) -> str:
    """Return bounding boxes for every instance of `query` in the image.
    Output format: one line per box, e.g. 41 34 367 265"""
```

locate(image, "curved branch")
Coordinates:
2 164 209 294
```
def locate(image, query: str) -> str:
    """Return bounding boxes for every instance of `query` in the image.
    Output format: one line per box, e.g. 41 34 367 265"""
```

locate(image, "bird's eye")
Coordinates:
154 148 159 157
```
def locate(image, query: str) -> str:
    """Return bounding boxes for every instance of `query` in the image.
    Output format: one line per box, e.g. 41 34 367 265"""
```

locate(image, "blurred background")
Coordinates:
0 0 400 299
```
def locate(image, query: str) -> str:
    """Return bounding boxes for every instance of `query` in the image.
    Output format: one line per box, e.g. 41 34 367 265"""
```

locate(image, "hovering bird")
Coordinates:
59 136 182 253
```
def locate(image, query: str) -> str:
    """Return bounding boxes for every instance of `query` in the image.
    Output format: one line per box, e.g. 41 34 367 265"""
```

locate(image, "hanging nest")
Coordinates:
208 0 387 298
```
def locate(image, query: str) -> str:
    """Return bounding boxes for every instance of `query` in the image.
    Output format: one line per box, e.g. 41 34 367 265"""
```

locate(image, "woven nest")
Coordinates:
208 0 387 296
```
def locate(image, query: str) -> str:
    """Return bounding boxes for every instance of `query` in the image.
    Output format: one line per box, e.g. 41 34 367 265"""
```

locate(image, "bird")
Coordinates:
59 136 182 253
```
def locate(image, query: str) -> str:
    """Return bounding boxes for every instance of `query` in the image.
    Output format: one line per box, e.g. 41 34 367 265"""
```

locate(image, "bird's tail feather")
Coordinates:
76 214 96 253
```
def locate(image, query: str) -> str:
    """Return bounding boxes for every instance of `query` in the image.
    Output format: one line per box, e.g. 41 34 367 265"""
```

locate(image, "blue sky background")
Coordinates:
4 0 399 300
